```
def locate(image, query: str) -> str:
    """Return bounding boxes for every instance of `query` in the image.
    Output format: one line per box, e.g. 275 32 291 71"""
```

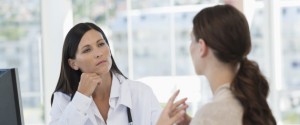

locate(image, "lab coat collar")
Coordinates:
110 73 121 98
110 72 132 109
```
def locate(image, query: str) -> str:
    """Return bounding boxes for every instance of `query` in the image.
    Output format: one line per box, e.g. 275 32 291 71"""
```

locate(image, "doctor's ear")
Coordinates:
198 39 208 57
68 59 79 70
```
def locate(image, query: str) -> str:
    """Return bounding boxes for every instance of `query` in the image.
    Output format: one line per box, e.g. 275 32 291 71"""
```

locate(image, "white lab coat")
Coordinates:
49 73 162 125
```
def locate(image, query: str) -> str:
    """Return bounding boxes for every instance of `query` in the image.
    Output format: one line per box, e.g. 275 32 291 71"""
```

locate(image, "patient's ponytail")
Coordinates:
231 58 276 125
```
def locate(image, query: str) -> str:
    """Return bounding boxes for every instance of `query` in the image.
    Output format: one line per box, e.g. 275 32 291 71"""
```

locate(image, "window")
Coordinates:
0 0 43 124
280 6 300 124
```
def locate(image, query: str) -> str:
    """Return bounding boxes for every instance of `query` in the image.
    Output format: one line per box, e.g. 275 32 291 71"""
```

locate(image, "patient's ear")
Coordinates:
68 59 79 70
198 39 208 57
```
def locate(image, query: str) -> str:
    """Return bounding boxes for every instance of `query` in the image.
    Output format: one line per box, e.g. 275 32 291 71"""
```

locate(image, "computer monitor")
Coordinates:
0 68 24 125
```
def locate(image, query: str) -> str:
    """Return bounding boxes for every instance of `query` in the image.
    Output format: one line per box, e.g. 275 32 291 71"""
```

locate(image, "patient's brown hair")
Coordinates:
193 5 276 125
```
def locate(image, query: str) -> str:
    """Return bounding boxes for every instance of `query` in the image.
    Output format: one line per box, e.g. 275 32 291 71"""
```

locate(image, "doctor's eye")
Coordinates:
98 42 105 47
82 48 91 53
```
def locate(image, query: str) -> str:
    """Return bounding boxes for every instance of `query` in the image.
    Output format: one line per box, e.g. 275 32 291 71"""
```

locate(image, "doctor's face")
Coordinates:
69 29 112 75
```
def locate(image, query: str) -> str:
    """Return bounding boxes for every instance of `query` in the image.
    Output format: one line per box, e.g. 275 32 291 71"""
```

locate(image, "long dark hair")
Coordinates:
193 5 276 125
51 22 126 105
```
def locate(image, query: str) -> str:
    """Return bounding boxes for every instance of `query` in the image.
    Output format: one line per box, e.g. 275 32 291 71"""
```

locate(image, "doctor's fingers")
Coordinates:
165 90 180 111
78 73 102 96
170 110 185 124
80 73 102 84
171 98 188 110
169 98 187 117
81 73 101 79
170 103 188 117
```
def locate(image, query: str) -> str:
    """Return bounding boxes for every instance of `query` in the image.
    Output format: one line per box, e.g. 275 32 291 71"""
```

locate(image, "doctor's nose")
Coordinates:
95 52 102 58
94 49 103 59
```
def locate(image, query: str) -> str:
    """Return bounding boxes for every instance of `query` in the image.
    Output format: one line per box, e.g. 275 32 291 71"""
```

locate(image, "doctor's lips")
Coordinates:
96 60 106 66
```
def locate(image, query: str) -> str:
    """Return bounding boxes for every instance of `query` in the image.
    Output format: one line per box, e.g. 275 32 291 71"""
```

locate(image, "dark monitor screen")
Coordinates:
0 68 24 125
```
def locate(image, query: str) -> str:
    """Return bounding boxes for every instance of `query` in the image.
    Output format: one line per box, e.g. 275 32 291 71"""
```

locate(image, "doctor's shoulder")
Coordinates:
51 91 90 108
50 91 73 116
122 79 161 111
124 79 154 95
52 92 72 103
51 92 73 107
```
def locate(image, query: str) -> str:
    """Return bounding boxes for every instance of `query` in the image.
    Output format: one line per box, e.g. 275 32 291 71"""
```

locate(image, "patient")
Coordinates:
157 4 277 125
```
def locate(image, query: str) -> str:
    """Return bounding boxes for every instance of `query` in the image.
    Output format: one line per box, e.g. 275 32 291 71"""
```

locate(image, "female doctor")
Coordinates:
49 22 185 125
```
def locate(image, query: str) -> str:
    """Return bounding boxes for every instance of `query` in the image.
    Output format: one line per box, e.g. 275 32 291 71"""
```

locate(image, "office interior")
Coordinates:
0 0 300 124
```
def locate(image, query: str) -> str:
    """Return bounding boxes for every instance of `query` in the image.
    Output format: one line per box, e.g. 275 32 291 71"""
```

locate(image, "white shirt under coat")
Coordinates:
50 73 162 125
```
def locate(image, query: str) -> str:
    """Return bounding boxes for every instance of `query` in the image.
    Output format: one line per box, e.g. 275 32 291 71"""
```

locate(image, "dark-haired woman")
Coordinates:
157 4 277 125
49 22 187 125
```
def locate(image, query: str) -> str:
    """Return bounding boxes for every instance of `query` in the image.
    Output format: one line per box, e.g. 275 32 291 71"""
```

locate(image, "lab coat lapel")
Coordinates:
118 78 132 109
109 73 121 109
111 72 132 109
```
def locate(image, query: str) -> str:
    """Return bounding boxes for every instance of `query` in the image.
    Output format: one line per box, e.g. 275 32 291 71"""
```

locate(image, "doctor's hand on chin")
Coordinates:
77 73 102 97
156 90 190 125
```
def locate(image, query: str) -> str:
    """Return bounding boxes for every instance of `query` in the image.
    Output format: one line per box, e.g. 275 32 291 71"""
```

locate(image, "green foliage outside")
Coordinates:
0 26 26 41
282 111 300 124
